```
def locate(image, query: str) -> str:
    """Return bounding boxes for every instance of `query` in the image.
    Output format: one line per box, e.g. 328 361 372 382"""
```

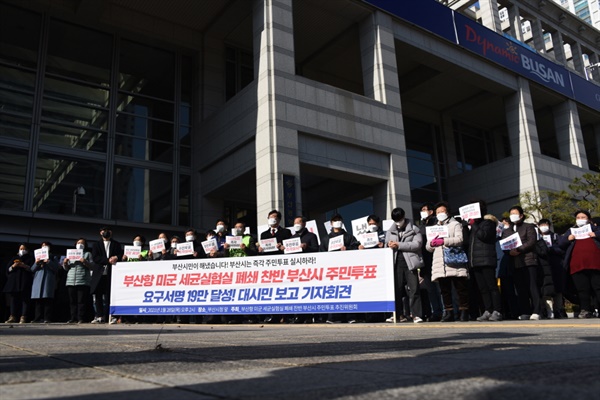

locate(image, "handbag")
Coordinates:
443 246 468 267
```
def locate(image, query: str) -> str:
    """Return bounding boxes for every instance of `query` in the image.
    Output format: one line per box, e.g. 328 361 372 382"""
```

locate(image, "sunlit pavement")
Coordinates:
1 319 599 399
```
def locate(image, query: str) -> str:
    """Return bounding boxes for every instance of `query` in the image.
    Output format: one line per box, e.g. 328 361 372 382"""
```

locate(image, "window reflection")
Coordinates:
0 146 28 210
0 4 41 68
113 166 172 224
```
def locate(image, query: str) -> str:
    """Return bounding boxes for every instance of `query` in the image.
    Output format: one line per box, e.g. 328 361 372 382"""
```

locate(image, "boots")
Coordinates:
459 310 469 322
441 311 455 322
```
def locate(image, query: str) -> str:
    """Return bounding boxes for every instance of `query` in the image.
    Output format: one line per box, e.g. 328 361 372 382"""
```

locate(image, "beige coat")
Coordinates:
426 218 468 281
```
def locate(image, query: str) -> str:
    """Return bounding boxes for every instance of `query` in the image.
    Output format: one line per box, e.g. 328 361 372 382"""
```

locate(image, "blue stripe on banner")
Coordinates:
111 301 395 315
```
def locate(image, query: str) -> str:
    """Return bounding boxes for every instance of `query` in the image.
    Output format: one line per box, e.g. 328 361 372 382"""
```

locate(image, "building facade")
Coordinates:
0 0 599 255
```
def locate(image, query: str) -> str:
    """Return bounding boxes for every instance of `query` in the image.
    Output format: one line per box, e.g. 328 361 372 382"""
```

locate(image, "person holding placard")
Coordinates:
320 214 360 324
501 206 541 321
258 210 292 256
3 244 34 324
358 215 385 250
426 202 470 322
31 241 59 323
208 219 229 258
62 238 93 323
289 216 319 253
385 208 424 323
418 202 443 322
122 235 148 262
91 226 123 324
148 232 170 260
178 228 206 259
226 221 258 257
558 210 600 319
464 201 502 322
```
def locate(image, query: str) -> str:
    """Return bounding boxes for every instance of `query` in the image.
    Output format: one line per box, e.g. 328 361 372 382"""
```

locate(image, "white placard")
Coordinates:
177 242 195 257
110 248 395 316
572 224 592 240
305 220 321 245
328 235 344 252
351 216 369 238
260 237 278 252
459 202 482 220
149 239 166 253
226 235 242 249
542 235 552 247
34 248 49 261
201 239 218 254
499 232 523 251
124 245 141 258
360 232 379 248
382 219 395 232
425 225 449 241
283 237 303 254
66 249 83 261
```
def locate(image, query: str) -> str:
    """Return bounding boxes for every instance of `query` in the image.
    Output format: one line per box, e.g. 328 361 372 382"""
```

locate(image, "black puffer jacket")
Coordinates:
468 218 497 268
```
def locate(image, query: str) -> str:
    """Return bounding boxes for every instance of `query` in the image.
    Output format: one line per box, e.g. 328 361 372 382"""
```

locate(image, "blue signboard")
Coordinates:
363 0 456 43
454 13 573 98
570 72 600 112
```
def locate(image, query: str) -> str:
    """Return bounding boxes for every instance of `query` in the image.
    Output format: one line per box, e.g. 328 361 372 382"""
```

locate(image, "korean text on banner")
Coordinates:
283 237 302 254
360 232 379 248
109 248 395 316
226 236 242 249
328 235 344 252
149 239 166 253
66 249 83 261
124 245 141 258
425 225 449 241
177 242 194 257
260 238 278 252
201 239 217 254
34 248 49 261
571 224 592 240
459 202 481 221
499 232 523 251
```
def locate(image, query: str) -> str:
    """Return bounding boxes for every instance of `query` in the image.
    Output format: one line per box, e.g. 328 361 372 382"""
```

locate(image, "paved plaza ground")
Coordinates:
1 319 599 399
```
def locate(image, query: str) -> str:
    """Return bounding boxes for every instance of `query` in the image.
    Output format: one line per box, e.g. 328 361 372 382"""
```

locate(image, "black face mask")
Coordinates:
101 231 111 239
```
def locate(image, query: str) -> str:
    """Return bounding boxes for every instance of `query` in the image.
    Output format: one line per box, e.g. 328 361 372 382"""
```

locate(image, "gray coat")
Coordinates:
426 218 468 281
384 219 424 271
31 256 59 299
63 251 93 286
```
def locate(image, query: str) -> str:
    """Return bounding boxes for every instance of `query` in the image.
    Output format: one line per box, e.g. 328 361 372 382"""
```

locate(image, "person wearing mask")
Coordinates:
558 210 600 319
538 219 567 318
208 219 229 258
91 226 123 324
3 244 34 324
63 238 93 323
225 221 258 257
179 228 206 260
164 236 181 260
321 214 360 324
418 202 443 322
122 235 149 262
358 214 385 250
385 208 424 323
148 232 170 260
502 206 540 320
31 241 59 323
466 201 502 322
426 202 470 322
258 210 292 255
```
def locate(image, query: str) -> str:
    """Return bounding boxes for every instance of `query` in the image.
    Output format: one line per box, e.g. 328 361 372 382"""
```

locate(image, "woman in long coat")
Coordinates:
31 241 59 323
3 244 34 323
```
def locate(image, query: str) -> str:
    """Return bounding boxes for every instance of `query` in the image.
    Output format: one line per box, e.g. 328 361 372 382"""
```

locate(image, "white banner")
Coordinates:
124 245 141 258
110 249 395 316
34 248 49 261
425 225 449 241
360 232 379 248
328 235 344 252
459 202 482 220
177 242 195 257
283 237 302 254
260 237 279 253
201 239 218 254
305 220 321 245
226 236 242 249
149 239 166 253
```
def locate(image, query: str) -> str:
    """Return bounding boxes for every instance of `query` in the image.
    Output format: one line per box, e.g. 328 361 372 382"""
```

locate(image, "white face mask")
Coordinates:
186 235 195 242
510 214 521 223
420 211 429 220
539 226 549 233
268 218 278 227
133 241 142 247
42 246 49 251
233 228 243 235
18 250 27 256
332 221 343 229
216 225 225 233
436 213 448 222
576 219 588 227
171 242 178 249
76 243 85 250
162 238 168 244
293 224 303 232
368 224 379 232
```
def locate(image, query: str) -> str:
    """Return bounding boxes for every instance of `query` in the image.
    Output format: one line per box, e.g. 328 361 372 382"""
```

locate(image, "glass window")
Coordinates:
454 121 496 172
225 46 254 101
0 4 41 68
116 94 174 122
179 126 191 167
179 174 190 225
112 166 172 224
0 146 28 210
33 153 105 217
0 66 37 141
39 122 107 152
119 40 174 101
46 20 112 85
115 134 173 164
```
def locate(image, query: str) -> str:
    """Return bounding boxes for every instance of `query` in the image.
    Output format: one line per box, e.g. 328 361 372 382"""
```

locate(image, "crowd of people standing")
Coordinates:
3 203 599 325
